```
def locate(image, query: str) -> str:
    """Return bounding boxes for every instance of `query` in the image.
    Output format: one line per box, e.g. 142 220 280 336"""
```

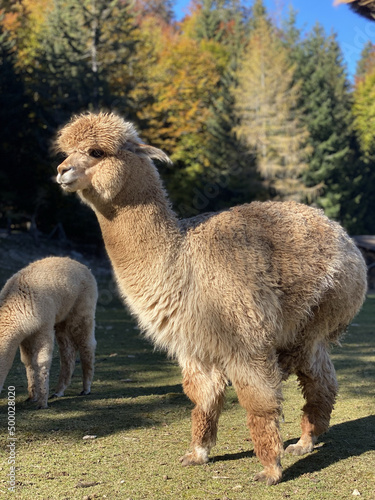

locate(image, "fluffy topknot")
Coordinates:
55 112 142 156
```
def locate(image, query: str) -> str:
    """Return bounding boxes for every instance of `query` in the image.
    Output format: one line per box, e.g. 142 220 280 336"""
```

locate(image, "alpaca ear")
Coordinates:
125 141 172 164
138 144 172 164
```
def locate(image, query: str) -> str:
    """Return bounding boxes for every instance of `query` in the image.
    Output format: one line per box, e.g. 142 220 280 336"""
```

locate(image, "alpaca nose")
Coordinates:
56 163 76 185
58 165 74 176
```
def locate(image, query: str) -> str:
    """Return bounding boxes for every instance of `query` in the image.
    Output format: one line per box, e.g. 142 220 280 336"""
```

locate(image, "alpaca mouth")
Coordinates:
60 180 77 191
56 173 77 190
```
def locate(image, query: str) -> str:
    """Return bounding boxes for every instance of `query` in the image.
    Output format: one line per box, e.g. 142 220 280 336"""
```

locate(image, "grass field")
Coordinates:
1 281 374 499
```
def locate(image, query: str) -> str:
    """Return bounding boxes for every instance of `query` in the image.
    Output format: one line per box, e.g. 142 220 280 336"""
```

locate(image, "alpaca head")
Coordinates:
55 112 171 200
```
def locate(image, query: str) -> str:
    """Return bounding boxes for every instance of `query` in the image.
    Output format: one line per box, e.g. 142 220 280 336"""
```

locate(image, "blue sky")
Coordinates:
173 0 375 80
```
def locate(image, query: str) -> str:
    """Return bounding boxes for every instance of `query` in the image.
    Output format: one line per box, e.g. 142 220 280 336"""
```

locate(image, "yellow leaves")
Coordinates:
1 0 52 65
234 18 311 201
134 28 221 159
353 69 375 157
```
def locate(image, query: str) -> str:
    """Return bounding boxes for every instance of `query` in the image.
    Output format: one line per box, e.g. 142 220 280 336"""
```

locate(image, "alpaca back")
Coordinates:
182 201 367 354
0 257 97 335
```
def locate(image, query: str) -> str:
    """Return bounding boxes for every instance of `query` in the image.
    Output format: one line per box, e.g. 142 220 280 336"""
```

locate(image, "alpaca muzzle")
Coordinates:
56 164 76 187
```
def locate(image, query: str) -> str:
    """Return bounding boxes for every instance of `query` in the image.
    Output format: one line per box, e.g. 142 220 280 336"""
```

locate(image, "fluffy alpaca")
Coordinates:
0 257 97 408
55 112 367 485
334 0 375 20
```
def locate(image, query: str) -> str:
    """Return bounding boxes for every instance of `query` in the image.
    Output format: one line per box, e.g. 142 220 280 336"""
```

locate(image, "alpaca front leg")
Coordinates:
0 337 21 395
20 339 37 402
286 344 338 456
233 366 284 485
180 363 227 466
247 412 283 485
21 329 54 409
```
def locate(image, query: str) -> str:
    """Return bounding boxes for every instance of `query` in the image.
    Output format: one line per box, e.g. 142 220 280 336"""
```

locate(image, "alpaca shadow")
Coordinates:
211 415 375 481
282 415 375 482
212 450 254 462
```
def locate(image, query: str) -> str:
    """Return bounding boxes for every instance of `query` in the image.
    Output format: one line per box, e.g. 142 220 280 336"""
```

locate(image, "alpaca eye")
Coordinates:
89 149 104 159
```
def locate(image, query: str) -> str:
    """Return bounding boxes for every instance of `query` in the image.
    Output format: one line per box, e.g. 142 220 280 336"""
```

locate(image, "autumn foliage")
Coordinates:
0 0 374 238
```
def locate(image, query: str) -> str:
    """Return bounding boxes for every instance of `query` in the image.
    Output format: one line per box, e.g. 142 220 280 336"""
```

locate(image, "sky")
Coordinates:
173 0 375 80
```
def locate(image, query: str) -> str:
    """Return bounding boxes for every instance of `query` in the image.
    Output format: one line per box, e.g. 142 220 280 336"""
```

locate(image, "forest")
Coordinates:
0 0 374 244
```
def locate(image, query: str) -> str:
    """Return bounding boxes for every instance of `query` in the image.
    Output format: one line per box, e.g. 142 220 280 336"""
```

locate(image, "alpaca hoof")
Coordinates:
285 443 313 456
254 466 282 486
25 396 37 403
79 390 91 396
36 404 48 410
179 450 209 466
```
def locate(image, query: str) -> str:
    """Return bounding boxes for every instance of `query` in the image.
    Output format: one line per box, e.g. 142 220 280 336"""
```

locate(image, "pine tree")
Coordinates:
356 41 375 82
350 63 375 234
30 0 140 131
290 24 358 220
0 18 37 225
353 70 375 157
135 0 174 23
249 0 268 31
10 0 141 240
234 13 310 201
192 0 249 44
184 0 260 212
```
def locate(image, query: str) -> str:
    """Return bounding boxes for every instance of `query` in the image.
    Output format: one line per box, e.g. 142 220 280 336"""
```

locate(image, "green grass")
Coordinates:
1 297 374 500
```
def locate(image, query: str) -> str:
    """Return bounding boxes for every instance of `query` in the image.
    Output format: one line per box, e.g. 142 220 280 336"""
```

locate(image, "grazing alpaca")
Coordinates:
0 257 97 408
334 0 375 20
55 112 367 485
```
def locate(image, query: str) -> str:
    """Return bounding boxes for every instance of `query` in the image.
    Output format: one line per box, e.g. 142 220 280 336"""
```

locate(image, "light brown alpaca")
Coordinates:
55 112 367 485
0 257 97 408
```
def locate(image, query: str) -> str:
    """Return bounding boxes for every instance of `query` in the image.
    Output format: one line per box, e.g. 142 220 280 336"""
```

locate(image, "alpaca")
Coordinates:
334 0 375 20
55 112 367 485
0 257 98 408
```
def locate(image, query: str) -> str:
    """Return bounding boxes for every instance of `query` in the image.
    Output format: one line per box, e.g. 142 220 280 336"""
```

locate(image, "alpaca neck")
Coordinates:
86 184 184 312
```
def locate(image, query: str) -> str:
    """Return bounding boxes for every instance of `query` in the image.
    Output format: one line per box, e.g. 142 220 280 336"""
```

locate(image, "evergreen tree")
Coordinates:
193 0 250 44
353 70 375 157
10 0 141 240
350 64 375 234
290 24 358 220
30 0 140 131
185 0 260 212
356 41 375 82
249 0 268 31
0 18 37 227
234 12 310 201
135 0 174 24
132 2 256 216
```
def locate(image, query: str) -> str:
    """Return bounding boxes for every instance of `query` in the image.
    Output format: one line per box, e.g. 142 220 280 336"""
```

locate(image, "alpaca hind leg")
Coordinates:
232 364 284 485
53 321 77 398
180 362 227 466
286 343 338 456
